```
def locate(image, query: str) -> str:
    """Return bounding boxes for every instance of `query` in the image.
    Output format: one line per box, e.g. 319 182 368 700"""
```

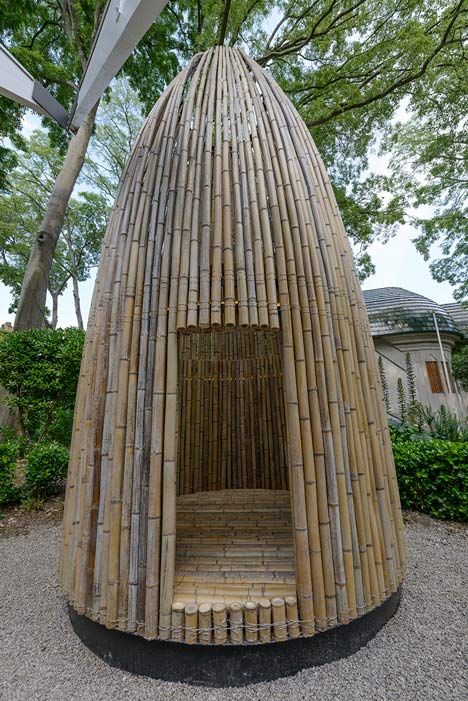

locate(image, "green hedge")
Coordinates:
0 327 84 445
24 442 69 500
0 441 21 506
392 438 468 521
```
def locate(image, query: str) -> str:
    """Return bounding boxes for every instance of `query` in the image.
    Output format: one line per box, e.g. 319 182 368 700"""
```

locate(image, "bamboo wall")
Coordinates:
61 46 406 644
177 329 288 494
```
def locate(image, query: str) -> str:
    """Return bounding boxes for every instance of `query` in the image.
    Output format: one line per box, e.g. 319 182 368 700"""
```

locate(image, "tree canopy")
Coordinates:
0 0 466 318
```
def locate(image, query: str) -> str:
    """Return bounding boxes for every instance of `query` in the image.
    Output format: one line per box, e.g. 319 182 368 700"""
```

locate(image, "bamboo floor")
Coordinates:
173 489 296 605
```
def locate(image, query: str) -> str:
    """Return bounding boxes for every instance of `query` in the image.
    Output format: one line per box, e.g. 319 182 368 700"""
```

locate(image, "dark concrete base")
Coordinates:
69 587 401 687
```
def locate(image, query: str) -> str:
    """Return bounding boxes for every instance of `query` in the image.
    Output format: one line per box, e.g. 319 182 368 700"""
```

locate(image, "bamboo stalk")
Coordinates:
185 603 199 645
258 598 272 643
198 603 212 644
171 601 185 642
212 602 228 644
229 602 243 644
244 601 258 643
285 596 300 639
272 597 288 642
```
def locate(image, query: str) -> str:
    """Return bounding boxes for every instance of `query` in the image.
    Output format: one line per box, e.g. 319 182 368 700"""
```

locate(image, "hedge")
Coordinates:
392 438 468 522
24 442 69 500
0 441 21 506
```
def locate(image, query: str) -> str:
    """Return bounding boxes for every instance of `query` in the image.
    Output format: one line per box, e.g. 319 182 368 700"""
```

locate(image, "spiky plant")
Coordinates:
397 377 407 422
378 355 390 413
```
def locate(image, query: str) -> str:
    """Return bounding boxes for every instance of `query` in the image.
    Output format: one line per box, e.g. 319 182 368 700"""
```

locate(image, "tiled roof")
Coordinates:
441 302 468 335
362 287 461 337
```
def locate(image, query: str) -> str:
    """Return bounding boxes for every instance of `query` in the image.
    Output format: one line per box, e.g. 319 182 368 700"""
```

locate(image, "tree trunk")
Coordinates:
50 290 59 329
72 274 84 330
14 103 99 331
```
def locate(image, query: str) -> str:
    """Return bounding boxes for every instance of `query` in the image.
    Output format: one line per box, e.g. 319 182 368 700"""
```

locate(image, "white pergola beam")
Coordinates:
70 0 169 129
0 44 69 127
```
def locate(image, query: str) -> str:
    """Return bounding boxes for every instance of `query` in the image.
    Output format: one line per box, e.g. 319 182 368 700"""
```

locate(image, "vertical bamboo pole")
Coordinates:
258 598 272 643
171 601 185 642
230 602 244 644
185 603 199 645
245 601 258 643
213 602 228 644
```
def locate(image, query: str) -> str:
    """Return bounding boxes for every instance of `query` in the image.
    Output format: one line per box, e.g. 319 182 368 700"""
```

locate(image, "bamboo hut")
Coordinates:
62 46 406 680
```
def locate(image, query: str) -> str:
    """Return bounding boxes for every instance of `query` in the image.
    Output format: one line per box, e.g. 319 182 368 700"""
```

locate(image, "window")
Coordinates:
426 361 444 393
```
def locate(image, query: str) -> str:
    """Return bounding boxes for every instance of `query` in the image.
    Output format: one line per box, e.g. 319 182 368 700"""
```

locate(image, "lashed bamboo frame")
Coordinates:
61 46 406 644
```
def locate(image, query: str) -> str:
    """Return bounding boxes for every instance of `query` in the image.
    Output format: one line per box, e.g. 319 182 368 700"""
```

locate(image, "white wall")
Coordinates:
373 333 468 419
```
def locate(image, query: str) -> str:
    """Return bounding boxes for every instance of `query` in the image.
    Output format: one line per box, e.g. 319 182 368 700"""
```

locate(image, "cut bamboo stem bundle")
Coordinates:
61 46 406 648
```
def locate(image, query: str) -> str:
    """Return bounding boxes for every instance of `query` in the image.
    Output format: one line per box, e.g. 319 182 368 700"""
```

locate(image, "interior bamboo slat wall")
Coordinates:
177 329 288 494
61 46 406 644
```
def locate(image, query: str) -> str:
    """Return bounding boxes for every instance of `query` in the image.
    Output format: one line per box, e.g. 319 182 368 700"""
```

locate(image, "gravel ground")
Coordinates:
1 515 467 701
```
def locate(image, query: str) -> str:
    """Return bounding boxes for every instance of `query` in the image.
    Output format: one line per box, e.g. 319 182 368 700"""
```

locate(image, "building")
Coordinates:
363 287 468 420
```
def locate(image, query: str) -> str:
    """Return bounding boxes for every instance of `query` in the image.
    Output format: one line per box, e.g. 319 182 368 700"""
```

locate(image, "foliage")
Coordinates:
82 78 145 202
0 130 108 326
0 1 183 152
452 344 468 391
392 437 468 521
386 44 468 302
391 404 468 442
0 328 84 444
378 355 390 413
397 377 407 422
24 442 69 500
0 1 466 297
405 352 417 406
0 440 21 506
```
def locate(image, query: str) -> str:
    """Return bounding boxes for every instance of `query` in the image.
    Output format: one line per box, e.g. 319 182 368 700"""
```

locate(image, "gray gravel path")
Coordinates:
1 515 467 701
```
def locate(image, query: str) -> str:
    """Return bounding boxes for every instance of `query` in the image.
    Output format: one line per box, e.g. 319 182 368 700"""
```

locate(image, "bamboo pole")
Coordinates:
212 602 228 644
171 601 185 642
258 598 272 643
198 603 212 644
272 597 288 642
61 46 406 645
244 601 258 643
185 603 199 645
229 602 244 644
285 596 300 639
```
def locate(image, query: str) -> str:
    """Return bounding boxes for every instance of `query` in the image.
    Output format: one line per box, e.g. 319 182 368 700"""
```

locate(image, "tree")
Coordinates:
0 130 108 328
2 1 467 328
453 345 468 391
0 1 182 330
170 0 467 287
82 78 145 202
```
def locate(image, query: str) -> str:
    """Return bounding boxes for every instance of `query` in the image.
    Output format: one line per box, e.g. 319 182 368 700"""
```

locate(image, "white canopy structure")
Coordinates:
0 0 169 130
69 0 168 129
0 44 69 127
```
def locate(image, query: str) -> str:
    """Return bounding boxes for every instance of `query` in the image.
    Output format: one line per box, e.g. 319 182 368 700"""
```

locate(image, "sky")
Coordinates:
0 101 455 329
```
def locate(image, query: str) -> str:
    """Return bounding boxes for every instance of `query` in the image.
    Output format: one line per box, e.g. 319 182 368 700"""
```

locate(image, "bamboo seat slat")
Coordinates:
173 490 296 605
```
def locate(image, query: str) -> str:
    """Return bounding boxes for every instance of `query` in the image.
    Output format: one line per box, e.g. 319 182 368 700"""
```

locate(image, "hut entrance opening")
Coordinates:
174 328 296 605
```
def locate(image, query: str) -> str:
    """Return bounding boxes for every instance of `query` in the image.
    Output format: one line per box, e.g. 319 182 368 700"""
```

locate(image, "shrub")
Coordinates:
392 438 468 521
0 328 84 445
0 440 21 506
452 344 468 391
24 442 69 500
